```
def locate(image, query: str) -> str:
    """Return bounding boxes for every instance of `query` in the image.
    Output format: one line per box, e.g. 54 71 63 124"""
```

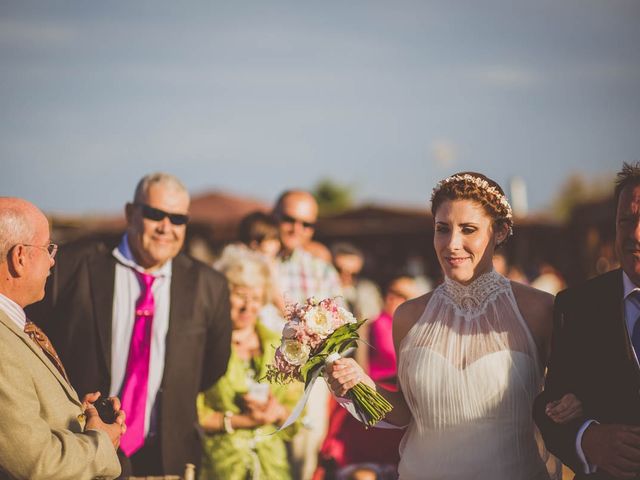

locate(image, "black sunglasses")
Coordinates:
279 213 316 229
136 203 189 226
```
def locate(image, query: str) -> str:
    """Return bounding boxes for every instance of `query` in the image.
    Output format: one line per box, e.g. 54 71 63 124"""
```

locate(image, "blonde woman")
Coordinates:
197 248 300 479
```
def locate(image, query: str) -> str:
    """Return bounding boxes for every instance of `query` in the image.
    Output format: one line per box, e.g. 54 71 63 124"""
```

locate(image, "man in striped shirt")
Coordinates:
274 190 342 305
273 190 343 480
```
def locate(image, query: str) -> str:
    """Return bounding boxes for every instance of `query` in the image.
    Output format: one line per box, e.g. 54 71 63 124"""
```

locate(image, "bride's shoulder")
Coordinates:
392 292 432 345
510 281 554 356
510 281 554 315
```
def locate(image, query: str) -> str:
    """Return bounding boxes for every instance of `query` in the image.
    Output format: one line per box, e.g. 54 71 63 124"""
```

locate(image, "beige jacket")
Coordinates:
0 310 120 480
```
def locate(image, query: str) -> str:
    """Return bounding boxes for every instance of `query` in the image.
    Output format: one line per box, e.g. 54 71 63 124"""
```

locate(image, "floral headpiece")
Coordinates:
431 174 514 235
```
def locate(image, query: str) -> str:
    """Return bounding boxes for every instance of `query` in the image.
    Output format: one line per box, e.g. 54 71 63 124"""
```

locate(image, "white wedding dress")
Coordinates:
397 270 551 480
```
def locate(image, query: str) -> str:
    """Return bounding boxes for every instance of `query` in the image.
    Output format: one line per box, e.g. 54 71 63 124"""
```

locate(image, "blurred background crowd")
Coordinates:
49 172 615 295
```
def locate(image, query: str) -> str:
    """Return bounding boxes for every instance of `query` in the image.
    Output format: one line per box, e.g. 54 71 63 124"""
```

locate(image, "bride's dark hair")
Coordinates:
430 171 514 237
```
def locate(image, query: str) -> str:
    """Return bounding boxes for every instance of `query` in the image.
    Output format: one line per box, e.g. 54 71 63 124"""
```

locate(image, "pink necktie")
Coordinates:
120 272 155 456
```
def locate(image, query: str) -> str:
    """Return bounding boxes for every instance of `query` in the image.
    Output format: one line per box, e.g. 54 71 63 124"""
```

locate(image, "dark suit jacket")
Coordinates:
27 239 232 476
533 269 640 480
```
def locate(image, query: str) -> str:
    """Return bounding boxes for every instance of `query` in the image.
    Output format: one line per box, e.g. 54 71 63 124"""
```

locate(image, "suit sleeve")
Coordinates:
533 291 584 473
200 274 232 392
0 340 120 480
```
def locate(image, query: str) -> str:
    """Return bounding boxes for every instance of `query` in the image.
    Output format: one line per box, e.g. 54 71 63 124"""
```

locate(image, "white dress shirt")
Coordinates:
0 293 26 330
109 234 172 438
576 271 640 473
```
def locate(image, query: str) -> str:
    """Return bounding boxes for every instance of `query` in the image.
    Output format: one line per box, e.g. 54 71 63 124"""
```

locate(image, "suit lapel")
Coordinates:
88 252 116 378
601 269 640 376
0 310 81 405
164 254 197 384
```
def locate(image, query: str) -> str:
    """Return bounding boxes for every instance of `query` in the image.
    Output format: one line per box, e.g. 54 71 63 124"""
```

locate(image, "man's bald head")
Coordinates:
0 197 53 307
0 198 44 263
273 190 319 254
273 190 318 217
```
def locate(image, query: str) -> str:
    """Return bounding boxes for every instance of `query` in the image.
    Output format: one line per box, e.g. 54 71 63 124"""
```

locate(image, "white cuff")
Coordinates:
576 419 598 474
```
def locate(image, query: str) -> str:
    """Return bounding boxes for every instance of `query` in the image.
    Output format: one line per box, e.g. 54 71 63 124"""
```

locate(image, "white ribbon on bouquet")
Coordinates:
274 352 344 432
272 351 402 433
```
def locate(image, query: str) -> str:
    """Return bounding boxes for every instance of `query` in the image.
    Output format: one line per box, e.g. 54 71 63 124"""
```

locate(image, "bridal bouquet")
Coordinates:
266 297 392 426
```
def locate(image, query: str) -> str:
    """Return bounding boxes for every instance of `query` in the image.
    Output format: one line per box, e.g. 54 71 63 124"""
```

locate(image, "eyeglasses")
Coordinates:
279 213 316 229
21 243 58 259
136 203 189 226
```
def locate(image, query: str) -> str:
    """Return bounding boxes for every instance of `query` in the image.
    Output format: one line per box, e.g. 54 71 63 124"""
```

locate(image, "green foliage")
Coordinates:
551 173 614 221
301 320 365 388
313 178 354 216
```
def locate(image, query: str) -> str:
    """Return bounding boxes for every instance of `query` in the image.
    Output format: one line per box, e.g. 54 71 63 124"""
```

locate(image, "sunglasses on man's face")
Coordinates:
136 203 189 226
279 213 316 229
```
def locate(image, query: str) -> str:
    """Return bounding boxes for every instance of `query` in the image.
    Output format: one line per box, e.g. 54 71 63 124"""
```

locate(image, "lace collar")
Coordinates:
440 270 510 315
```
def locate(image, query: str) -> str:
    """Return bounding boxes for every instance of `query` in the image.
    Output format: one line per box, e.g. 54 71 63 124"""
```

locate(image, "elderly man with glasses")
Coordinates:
27 173 232 478
0 197 124 480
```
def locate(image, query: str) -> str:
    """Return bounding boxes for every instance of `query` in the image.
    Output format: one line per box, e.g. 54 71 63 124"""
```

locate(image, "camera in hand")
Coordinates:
94 396 117 424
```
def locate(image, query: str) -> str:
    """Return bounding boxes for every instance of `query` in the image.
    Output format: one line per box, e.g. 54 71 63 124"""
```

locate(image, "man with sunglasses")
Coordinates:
273 190 342 305
28 173 232 478
0 197 123 479
273 190 343 480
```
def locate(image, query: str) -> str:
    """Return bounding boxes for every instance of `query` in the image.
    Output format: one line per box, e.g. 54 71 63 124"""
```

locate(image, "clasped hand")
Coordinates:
82 391 126 449
582 423 640 479
544 394 640 477
325 358 376 397
243 392 286 426
545 393 583 424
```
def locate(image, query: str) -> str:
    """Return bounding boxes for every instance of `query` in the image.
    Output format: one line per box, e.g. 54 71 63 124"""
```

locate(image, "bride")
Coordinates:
326 172 580 479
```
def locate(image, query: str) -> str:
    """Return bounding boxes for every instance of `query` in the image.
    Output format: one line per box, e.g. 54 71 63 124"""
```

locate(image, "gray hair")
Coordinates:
214 244 272 302
133 172 189 204
0 198 37 262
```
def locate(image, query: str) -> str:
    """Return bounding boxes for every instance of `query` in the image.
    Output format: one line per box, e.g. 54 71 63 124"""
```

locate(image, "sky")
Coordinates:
1 1 637 216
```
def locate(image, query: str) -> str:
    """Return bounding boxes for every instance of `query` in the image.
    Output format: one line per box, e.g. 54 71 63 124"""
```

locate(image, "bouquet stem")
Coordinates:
348 382 393 426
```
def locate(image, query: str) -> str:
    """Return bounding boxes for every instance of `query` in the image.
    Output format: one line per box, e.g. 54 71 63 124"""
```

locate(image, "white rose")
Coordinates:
304 306 334 337
281 339 311 366
338 307 357 324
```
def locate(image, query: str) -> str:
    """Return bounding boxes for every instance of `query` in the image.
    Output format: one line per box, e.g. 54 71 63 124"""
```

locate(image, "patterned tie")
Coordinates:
24 320 70 384
119 272 155 456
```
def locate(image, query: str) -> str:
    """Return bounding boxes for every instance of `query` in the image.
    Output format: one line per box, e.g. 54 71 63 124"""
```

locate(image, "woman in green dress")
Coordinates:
197 247 300 480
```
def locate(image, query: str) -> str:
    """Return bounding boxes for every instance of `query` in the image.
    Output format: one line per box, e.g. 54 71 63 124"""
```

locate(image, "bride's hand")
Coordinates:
545 393 583 424
325 358 375 397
